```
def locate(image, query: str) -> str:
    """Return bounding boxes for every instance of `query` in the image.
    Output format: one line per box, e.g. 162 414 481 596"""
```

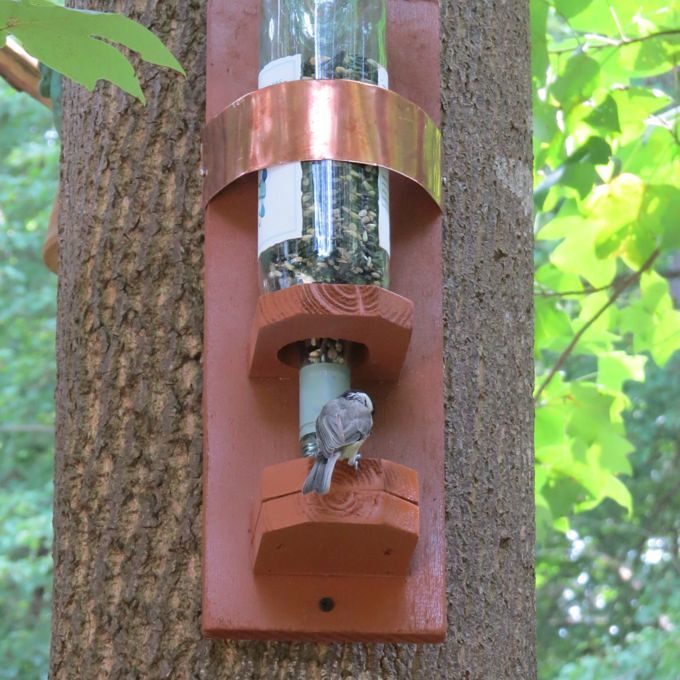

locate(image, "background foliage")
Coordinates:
0 76 56 678
0 0 678 677
532 0 679 676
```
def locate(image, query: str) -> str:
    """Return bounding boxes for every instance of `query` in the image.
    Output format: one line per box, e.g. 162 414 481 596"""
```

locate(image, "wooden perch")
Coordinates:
0 40 52 108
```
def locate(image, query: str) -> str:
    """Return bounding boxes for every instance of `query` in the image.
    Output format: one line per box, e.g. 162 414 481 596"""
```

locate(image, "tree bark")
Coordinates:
52 0 534 677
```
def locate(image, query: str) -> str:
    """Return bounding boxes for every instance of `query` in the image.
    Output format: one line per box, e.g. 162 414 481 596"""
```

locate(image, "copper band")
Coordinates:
202 79 441 209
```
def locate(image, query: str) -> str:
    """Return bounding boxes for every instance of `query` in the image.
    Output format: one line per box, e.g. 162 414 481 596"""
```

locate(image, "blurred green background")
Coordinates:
1 0 678 677
0 72 57 677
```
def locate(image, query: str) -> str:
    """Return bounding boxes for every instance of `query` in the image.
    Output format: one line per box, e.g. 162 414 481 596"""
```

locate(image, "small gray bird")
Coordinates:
302 390 374 495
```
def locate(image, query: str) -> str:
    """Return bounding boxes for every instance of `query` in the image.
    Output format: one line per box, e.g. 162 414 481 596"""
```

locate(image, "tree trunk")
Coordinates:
52 0 534 677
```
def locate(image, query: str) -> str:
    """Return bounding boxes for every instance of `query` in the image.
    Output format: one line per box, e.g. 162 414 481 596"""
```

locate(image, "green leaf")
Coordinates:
589 174 647 259
563 0 666 35
642 184 680 249
589 434 634 476
536 404 570 447
536 297 574 354
651 308 680 366
534 138 610 208
641 270 672 315
567 383 617 443
573 136 612 165
554 53 598 98
623 38 674 77
561 163 600 199
598 473 633 514
574 291 619 351
535 263 584 295
554 0 594 19
619 300 655 354
589 173 645 228
619 127 679 184
533 97 559 144
584 95 621 133
535 485 553 543
550 226 617 288
531 0 549 86
0 0 185 103
543 476 593 518
598 351 647 392
551 53 600 108
537 203 586 240
610 88 673 144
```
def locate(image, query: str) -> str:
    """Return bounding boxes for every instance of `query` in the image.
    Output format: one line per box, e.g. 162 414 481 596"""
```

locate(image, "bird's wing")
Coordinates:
317 400 373 456
316 411 347 457
346 408 373 441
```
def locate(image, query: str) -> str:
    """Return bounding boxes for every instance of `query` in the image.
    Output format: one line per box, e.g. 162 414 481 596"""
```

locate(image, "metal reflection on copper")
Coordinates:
202 79 442 210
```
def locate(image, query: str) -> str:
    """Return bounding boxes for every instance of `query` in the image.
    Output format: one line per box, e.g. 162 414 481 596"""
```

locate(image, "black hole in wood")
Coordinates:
319 597 335 612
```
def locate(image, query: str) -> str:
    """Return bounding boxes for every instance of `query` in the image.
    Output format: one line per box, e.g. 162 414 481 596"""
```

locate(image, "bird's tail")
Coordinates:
302 453 341 495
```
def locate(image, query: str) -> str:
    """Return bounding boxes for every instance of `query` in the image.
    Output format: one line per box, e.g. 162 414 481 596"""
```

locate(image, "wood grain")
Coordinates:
203 0 445 643
252 458 419 577
260 457 419 502
249 284 413 380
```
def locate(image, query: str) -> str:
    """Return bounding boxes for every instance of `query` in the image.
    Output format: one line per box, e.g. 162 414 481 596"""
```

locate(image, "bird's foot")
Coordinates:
349 453 362 471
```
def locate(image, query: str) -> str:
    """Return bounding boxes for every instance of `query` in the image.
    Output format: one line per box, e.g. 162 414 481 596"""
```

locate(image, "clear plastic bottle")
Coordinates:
258 0 390 294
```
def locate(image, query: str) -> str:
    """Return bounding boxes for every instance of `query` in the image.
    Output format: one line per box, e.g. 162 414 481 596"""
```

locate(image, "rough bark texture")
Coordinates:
52 0 534 677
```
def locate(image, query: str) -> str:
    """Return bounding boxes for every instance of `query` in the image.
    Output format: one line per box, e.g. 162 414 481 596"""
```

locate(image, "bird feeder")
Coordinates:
202 0 444 642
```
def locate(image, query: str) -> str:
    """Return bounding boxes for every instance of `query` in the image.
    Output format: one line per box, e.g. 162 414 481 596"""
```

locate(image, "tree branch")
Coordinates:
534 248 660 403
535 267 680 298
0 39 52 108
549 29 680 55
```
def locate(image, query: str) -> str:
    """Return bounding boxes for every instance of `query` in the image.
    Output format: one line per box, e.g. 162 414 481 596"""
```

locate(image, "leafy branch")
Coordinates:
549 29 680 54
535 268 680 298
534 248 661 403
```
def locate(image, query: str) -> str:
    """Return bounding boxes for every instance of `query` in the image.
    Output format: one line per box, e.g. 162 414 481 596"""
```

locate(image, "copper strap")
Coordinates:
202 79 441 210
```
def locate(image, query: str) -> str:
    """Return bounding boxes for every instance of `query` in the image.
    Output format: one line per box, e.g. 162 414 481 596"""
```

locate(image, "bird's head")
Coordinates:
341 390 374 414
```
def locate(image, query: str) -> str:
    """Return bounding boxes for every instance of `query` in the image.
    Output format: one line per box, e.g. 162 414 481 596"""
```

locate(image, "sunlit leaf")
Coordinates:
536 297 574 354
531 0 549 86
641 269 673 314
551 53 600 109
536 404 570 447
553 0 594 19
651 308 680 366
598 351 647 391
550 226 617 288
584 95 621 133
590 433 634 476
610 88 673 144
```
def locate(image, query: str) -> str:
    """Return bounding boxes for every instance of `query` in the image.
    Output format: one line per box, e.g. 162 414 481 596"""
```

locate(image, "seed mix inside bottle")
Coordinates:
258 0 390 297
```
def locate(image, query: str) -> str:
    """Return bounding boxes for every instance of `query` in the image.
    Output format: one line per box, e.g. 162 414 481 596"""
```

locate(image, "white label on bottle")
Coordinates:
377 65 389 89
258 164 304 256
258 54 302 87
376 66 390 255
258 55 304 256
378 166 390 256
257 55 391 257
